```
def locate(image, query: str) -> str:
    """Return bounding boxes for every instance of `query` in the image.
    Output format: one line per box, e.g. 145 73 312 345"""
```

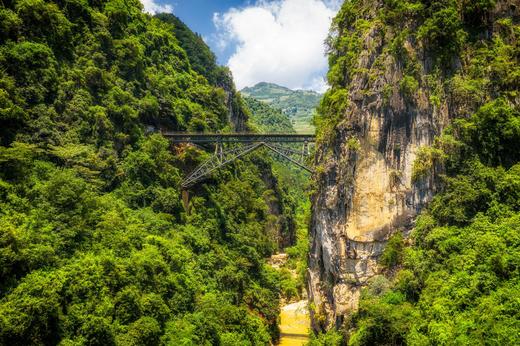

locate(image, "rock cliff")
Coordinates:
308 0 519 330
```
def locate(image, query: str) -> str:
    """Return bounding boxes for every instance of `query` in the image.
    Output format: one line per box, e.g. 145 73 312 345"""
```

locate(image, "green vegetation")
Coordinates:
315 0 520 344
346 137 361 152
411 145 446 182
278 198 311 301
0 1 302 344
399 75 419 98
242 82 321 133
379 233 405 269
308 328 343 346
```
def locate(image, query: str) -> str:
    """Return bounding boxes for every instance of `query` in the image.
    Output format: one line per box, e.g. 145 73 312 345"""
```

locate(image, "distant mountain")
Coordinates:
241 82 322 133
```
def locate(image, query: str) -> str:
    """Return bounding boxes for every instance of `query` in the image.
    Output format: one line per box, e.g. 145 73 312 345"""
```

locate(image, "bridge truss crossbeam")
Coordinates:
181 142 264 188
180 141 314 188
263 143 312 173
166 132 315 188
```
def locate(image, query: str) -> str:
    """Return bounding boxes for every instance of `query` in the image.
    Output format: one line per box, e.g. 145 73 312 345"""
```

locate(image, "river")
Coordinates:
278 300 310 346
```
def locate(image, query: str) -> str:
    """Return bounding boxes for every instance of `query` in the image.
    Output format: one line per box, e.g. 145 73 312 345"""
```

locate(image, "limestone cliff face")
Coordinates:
309 0 519 330
308 0 453 330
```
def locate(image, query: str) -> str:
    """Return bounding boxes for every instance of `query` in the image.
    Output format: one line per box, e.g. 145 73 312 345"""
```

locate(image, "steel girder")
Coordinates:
163 132 315 143
181 142 313 188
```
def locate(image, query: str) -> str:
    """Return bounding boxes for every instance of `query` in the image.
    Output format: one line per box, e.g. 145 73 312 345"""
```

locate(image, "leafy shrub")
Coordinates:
411 145 445 182
417 5 467 63
347 137 361 151
455 98 520 167
399 75 419 98
380 233 405 269
308 328 343 346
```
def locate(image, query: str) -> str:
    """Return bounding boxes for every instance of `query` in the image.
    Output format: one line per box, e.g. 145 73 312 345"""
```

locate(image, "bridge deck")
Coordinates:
162 132 316 143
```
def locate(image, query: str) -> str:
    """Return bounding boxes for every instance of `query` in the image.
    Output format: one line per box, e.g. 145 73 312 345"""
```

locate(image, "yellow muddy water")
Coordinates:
278 300 310 346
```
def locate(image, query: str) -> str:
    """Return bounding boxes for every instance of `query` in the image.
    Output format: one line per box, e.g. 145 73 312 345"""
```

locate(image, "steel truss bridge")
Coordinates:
162 132 316 188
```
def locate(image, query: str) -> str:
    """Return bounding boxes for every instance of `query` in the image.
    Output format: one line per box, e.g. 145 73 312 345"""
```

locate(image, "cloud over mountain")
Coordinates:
214 0 339 92
141 0 172 14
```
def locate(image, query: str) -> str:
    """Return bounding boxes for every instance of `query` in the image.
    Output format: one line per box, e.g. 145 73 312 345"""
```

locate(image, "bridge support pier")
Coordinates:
303 141 309 162
182 189 190 214
214 140 223 162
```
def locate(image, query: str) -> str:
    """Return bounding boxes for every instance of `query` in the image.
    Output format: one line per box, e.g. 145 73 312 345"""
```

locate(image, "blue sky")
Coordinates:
141 0 341 92
166 0 248 64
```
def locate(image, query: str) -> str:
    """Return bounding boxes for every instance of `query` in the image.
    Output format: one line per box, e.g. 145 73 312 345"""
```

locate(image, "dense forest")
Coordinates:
0 1 299 345
310 0 520 344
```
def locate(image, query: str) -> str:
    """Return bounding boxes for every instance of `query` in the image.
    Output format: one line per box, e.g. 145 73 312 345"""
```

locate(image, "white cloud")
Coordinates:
141 0 173 14
214 0 339 92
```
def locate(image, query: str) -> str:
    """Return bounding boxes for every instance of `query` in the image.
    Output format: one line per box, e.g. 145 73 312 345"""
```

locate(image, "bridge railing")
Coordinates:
162 132 315 143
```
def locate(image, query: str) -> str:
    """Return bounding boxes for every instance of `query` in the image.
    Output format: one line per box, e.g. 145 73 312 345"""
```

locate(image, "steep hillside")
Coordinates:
156 13 249 131
0 1 295 344
309 0 519 343
244 96 295 133
242 82 321 133
154 13 220 84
